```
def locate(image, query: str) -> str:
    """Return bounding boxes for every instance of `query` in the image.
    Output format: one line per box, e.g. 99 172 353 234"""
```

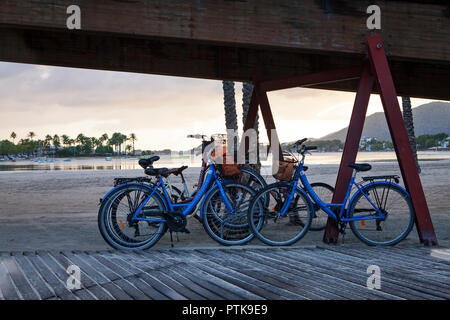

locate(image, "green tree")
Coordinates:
62 135 70 148
99 133 109 146
44 135 53 147
28 132 36 141
53 134 61 148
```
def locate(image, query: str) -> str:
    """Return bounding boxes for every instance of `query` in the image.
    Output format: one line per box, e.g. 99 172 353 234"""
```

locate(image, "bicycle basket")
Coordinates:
212 146 241 177
273 155 297 181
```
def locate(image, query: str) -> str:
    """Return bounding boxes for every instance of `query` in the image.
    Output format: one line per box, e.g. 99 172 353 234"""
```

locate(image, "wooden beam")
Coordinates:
1 0 449 62
1 27 449 100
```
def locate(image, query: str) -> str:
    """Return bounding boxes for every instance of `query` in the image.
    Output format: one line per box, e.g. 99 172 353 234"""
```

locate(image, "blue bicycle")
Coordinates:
247 138 415 246
98 146 256 250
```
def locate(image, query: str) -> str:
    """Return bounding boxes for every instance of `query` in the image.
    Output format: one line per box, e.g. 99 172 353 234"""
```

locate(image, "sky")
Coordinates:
0 61 440 151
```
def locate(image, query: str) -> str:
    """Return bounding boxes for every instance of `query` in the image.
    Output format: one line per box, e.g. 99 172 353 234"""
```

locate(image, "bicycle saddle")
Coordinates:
144 167 169 176
348 162 372 172
138 156 160 169
161 165 188 178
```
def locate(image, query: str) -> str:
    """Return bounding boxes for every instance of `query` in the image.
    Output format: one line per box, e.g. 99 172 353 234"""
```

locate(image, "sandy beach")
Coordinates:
0 160 449 251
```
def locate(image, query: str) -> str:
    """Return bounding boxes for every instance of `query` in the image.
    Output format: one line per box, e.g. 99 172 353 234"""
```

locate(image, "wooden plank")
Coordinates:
323 247 450 284
100 282 133 301
266 249 407 299
0 254 21 300
176 250 302 299
111 278 151 300
231 250 351 300
315 248 450 297
24 252 78 300
148 270 205 300
320 247 450 295
134 273 187 300
281 249 442 299
1 0 448 62
159 257 250 300
162 268 225 300
11 253 55 300
201 249 321 300
1 253 39 300
1 26 448 100
146 250 253 300
61 251 111 285
252 248 397 300
121 276 169 300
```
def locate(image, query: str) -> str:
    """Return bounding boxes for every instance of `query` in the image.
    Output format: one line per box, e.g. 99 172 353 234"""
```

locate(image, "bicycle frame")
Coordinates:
279 155 390 222
130 165 235 223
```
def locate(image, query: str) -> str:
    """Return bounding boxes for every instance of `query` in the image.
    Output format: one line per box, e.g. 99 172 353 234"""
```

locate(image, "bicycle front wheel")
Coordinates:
248 183 313 246
348 182 415 246
202 182 256 246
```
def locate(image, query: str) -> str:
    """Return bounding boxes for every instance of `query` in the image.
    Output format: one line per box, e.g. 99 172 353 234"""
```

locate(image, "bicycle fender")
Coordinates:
100 183 168 211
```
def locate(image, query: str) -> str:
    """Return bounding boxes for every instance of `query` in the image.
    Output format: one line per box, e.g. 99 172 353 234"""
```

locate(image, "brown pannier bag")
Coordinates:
273 157 296 181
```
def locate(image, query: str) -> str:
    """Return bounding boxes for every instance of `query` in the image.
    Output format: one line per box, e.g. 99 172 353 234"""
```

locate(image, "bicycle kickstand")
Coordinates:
339 222 347 244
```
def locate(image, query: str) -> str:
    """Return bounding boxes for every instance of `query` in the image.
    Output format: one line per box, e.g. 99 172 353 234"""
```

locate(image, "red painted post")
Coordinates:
366 35 438 245
323 63 375 243
257 88 284 161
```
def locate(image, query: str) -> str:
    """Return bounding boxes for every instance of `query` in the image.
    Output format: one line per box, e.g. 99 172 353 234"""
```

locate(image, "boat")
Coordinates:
105 157 112 161
63 158 72 162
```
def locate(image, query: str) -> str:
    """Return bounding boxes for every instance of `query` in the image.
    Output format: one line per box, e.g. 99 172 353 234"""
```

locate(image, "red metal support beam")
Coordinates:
240 35 437 246
260 66 362 92
323 62 375 243
366 35 438 245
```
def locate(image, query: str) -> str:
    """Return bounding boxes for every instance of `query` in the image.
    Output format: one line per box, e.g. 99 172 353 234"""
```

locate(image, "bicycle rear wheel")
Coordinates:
348 182 415 246
98 184 167 250
247 183 313 246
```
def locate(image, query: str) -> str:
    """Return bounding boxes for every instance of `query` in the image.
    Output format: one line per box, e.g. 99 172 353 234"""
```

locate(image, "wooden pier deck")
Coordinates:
0 246 449 300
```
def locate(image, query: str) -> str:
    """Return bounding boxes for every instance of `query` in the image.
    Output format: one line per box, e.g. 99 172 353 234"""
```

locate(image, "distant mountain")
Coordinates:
321 102 450 142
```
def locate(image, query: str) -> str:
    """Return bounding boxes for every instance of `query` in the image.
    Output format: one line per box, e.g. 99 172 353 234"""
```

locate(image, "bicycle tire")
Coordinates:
348 182 415 246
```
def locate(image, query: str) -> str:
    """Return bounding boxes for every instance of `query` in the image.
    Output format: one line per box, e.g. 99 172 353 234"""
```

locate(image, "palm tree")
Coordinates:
99 133 109 146
242 82 260 171
222 81 238 159
44 135 53 147
53 134 61 148
76 133 85 146
10 132 17 144
62 135 70 148
125 145 132 155
28 132 36 141
402 97 421 174
129 133 137 155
